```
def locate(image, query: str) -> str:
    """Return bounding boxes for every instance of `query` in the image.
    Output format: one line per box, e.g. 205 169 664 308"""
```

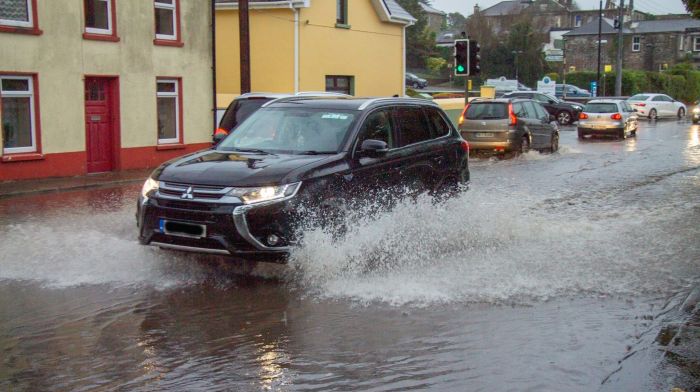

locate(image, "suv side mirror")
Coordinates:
213 132 226 145
360 139 389 156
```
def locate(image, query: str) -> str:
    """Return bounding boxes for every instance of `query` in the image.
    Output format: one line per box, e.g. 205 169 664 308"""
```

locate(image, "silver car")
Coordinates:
577 99 638 140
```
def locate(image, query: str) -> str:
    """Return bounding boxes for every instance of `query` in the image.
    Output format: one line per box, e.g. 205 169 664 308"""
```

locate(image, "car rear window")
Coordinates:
465 103 508 120
584 103 619 113
219 98 272 131
628 94 649 101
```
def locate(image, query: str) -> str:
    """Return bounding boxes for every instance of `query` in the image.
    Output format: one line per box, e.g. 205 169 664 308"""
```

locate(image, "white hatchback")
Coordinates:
627 93 686 120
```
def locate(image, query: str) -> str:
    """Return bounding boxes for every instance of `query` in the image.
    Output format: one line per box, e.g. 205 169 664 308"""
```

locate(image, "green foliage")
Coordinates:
396 0 436 69
426 57 447 74
681 0 700 18
546 72 559 82
446 12 467 31
564 69 700 102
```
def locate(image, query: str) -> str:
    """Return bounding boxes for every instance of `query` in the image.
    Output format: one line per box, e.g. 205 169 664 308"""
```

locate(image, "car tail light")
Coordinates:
214 127 229 136
460 140 470 154
508 103 517 126
579 112 589 120
458 103 470 126
611 113 622 120
635 103 646 107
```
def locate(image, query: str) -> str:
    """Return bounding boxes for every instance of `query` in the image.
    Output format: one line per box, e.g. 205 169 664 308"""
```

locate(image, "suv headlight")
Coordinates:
693 107 700 114
227 182 301 204
141 177 159 198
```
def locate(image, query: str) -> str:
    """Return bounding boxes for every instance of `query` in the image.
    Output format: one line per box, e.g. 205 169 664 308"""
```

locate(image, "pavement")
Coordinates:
0 168 152 199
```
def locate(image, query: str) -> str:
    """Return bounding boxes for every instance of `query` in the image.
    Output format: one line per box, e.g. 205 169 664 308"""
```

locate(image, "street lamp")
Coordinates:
512 50 523 81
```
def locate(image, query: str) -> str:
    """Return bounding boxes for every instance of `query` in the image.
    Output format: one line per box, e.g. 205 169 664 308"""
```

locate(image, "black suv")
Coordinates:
502 91 584 125
138 97 470 262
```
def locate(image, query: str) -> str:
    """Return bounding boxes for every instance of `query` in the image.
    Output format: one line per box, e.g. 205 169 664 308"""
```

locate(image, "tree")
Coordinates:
682 0 700 18
446 12 467 32
396 0 437 69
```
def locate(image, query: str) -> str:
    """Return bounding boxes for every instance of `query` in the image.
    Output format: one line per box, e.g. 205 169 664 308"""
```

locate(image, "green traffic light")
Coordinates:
456 65 465 73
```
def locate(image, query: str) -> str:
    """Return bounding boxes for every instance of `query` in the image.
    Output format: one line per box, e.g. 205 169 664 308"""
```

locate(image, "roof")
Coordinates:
420 3 446 16
628 19 700 33
373 0 416 24
563 17 628 36
215 0 309 8
480 1 529 16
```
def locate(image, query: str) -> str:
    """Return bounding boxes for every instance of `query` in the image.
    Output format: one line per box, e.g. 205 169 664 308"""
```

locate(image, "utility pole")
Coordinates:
615 0 625 96
596 0 603 94
239 0 251 94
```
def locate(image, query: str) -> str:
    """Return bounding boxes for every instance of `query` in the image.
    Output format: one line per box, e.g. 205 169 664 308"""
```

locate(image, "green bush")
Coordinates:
546 72 559 82
563 69 698 102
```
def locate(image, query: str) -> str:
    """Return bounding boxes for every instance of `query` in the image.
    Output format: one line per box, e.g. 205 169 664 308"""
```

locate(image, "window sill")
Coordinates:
335 23 351 29
1 153 44 162
83 32 120 42
154 39 184 47
0 25 42 35
156 143 185 151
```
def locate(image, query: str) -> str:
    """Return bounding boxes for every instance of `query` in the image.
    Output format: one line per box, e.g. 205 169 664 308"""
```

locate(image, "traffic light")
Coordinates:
468 40 481 76
454 39 469 76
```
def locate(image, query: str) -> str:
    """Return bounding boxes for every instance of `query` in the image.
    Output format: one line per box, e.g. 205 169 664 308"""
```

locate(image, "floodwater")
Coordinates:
1 120 699 391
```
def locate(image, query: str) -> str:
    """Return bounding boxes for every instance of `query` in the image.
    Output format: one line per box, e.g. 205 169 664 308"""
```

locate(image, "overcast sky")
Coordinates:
429 0 687 16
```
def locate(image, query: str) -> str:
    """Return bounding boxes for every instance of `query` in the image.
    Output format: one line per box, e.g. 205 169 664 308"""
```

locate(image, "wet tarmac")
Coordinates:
1 120 699 391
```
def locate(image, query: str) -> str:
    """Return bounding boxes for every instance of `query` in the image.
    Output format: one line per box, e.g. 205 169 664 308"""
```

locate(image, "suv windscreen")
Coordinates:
219 98 273 132
584 103 619 113
217 107 357 154
466 102 508 120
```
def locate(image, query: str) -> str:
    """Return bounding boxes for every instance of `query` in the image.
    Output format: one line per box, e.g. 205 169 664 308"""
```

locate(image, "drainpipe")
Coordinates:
402 25 407 96
292 4 299 93
211 0 218 130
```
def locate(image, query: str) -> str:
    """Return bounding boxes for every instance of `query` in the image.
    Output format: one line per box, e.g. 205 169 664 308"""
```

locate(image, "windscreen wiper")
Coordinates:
232 147 273 154
297 150 336 155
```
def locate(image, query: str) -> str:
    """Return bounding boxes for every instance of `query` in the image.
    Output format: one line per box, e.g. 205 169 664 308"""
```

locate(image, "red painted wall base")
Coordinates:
0 143 211 181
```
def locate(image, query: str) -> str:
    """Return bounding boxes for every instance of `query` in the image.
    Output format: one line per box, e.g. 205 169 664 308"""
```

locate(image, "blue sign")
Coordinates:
590 81 598 97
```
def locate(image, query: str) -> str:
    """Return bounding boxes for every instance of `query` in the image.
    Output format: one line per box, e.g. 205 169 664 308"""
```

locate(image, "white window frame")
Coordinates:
632 36 641 52
1 75 37 154
156 79 180 145
0 0 33 28
694 36 700 52
679 34 685 51
154 0 177 41
85 0 113 35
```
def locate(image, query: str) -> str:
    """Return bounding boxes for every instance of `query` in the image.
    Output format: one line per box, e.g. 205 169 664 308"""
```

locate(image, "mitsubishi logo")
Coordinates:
181 186 194 199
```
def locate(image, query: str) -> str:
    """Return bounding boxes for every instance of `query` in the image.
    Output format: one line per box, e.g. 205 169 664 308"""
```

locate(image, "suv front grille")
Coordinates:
159 182 230 201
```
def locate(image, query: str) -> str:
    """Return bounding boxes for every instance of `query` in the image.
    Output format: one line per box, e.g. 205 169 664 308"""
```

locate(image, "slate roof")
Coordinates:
421 3 446 15
563 17 628 36
480 1 529 16
382 0 416 22
628 18 700 33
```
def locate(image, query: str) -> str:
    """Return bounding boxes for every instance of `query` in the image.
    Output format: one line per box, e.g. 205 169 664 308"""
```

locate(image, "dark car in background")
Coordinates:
502 91 584 125
555 84 591 98
138 97 470 262
406 73 428 89
458 98 559 155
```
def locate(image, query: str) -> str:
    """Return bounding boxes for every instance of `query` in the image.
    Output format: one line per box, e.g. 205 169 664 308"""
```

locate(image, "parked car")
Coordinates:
405 73 428 89
215 92 351 143
626 93 687 120
138 97 470 262
555 84 591 98
577 99 638 140
458 98 559 154
501 91 584 125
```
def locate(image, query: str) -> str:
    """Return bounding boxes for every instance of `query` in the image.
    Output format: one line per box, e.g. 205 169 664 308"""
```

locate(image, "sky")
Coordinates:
429 0 687 16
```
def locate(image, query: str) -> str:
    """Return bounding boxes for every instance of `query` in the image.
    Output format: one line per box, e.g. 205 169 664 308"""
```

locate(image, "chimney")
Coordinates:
474 3 480 14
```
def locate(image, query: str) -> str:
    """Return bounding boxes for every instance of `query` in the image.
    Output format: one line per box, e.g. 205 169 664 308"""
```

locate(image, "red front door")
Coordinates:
85 78 114 173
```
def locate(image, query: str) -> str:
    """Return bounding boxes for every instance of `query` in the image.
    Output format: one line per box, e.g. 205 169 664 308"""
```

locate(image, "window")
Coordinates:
465 102 508 120
0 0 40 34
532 102 550 121
574 15 582 27
394 106 431 146
357 109 394 148
156 79 181 145
1 75 38 155
325 75 353 95
84 0 117 41
336 0 348 26
424 107 451 138
679 35 685 51
632 36 641 52
694 36 700 52
521 101 539 119
154 0 182 46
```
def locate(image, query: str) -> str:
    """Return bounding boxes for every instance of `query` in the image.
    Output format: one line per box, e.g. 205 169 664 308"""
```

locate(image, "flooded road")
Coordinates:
1 120 699 391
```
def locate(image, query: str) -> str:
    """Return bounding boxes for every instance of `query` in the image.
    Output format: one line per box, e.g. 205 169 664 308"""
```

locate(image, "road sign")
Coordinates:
604 64 612 73
590 81 598 97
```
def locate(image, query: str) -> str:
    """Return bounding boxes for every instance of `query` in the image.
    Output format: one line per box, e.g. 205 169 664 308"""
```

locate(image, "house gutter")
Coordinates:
402 25 407 96
289 3 299 93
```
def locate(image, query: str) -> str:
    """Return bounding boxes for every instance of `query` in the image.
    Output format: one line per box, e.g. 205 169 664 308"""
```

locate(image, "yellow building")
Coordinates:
215 0 415 106
0 0 214 181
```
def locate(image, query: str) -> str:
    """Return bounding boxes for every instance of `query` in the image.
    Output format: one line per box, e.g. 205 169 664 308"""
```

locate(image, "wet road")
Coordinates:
1 120 699 391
